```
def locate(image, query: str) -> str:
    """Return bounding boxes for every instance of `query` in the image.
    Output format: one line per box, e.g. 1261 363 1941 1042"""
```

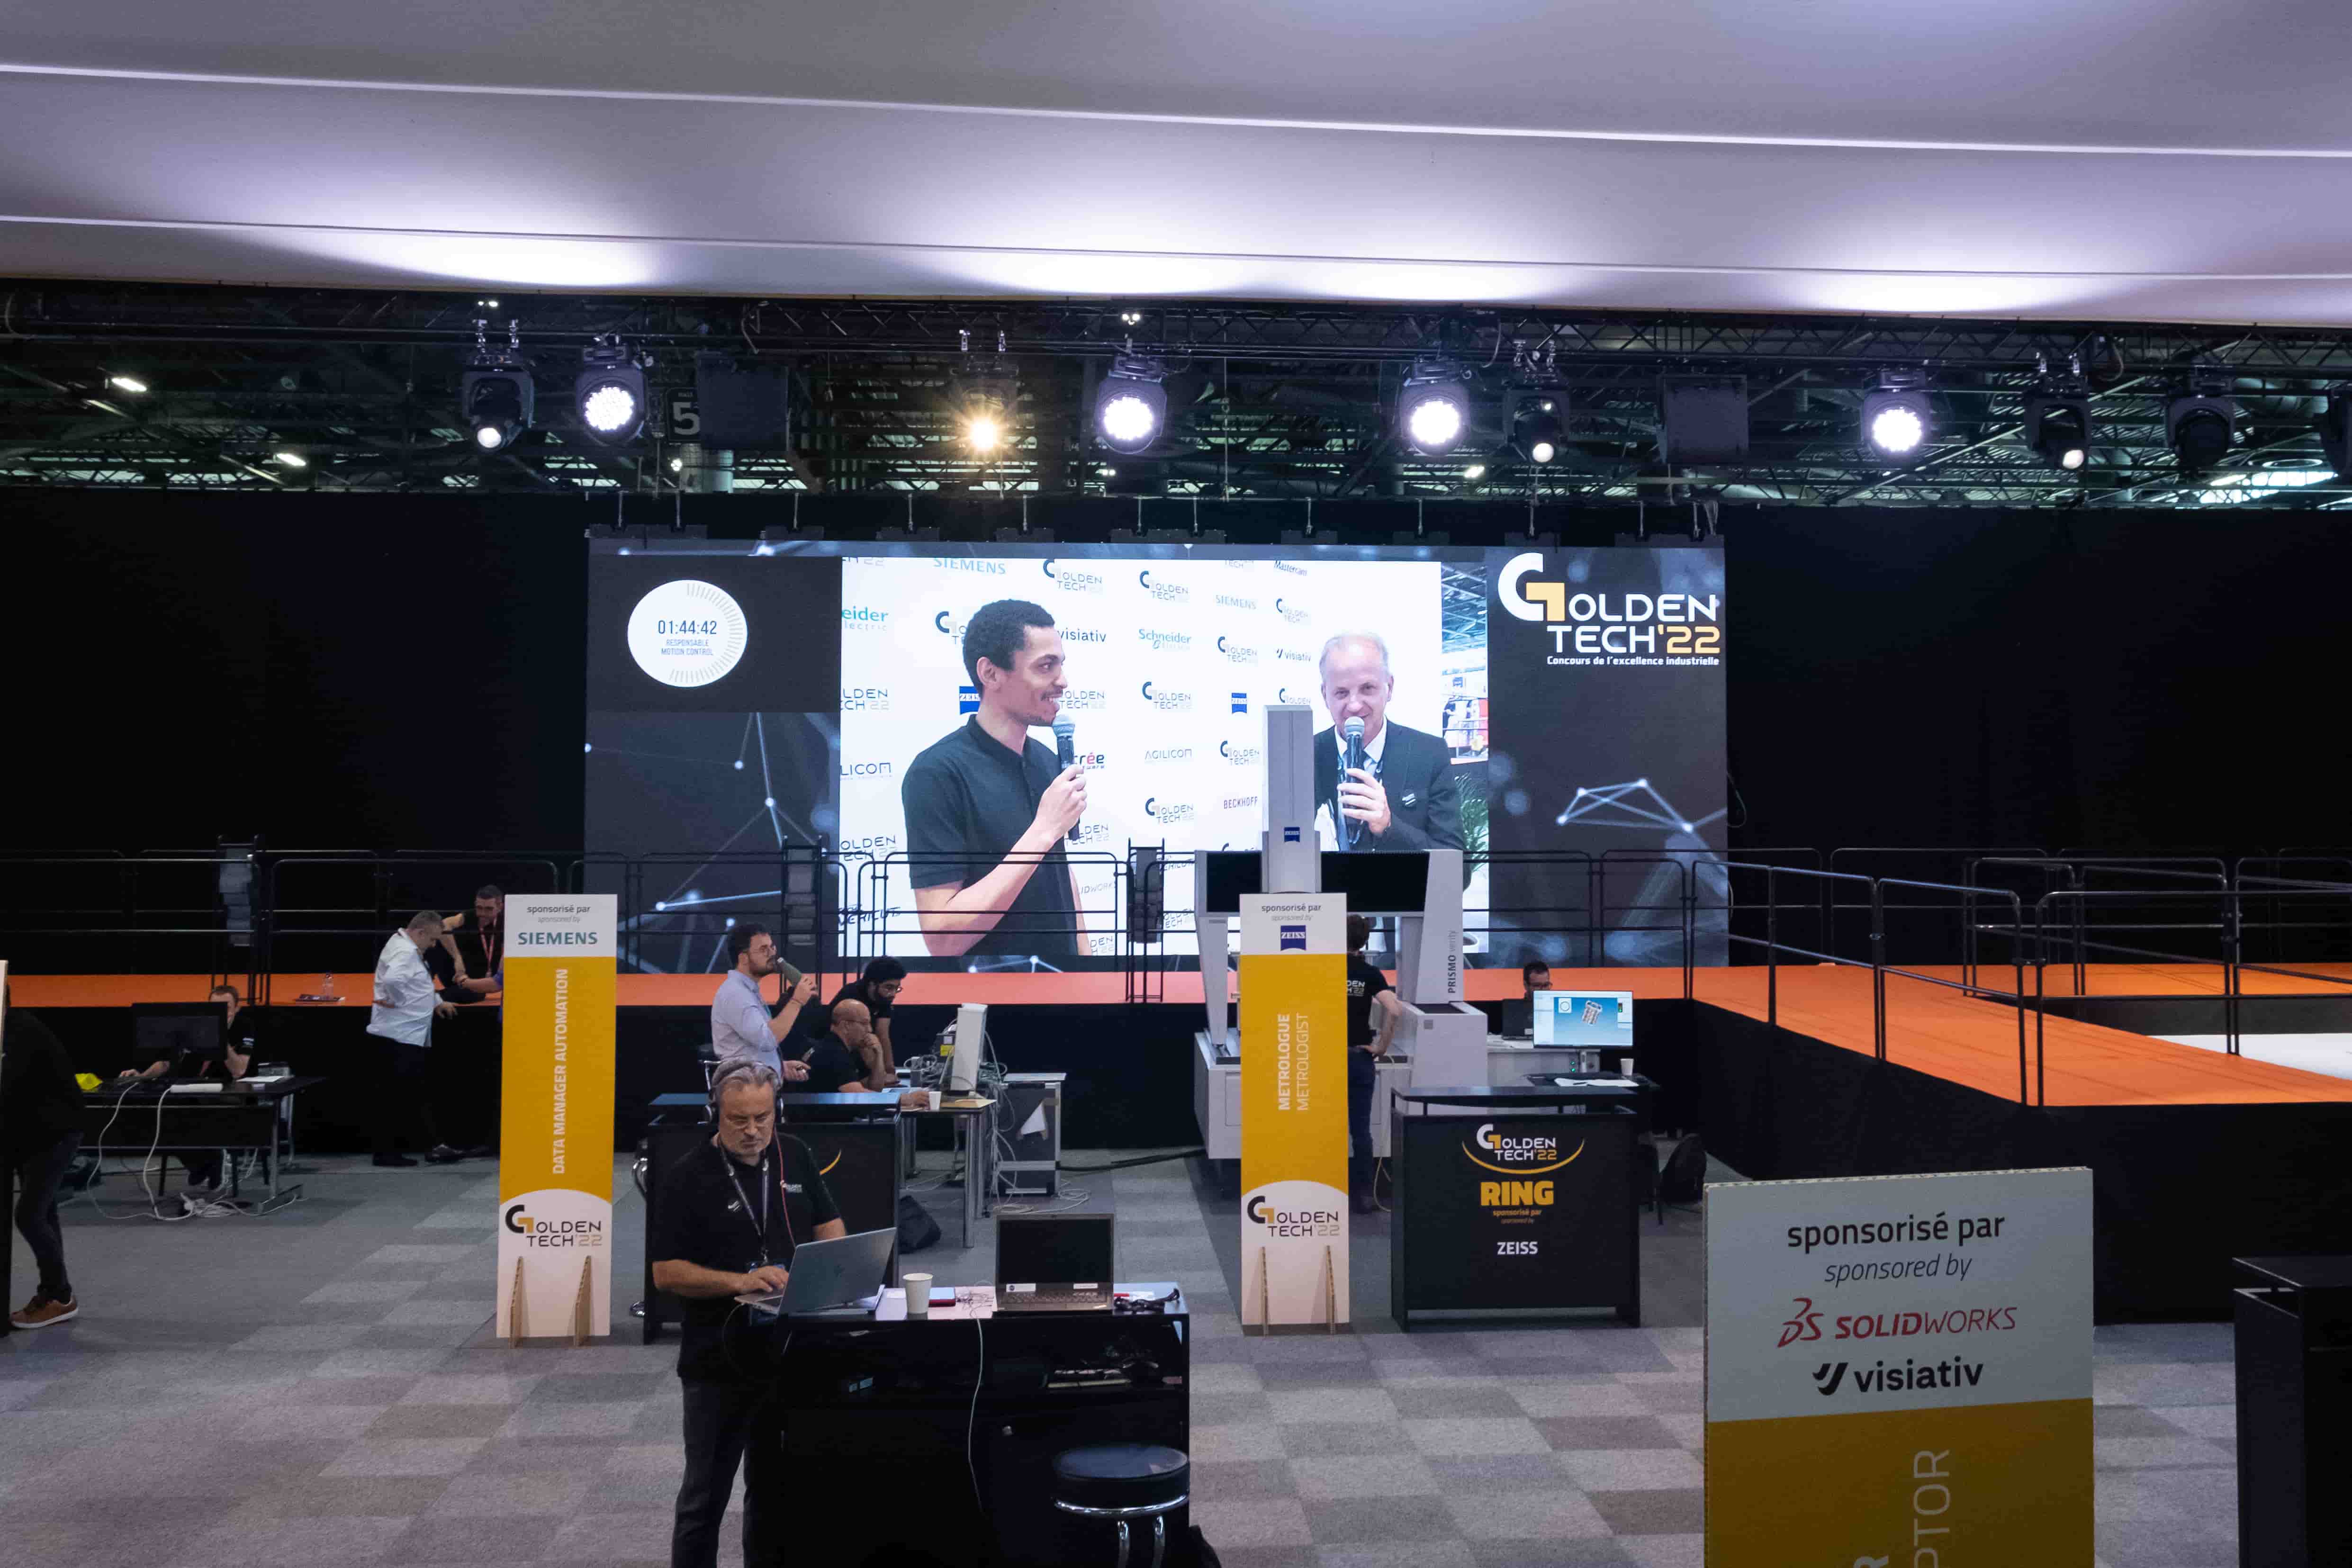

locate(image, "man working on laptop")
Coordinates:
651 1062 845 1568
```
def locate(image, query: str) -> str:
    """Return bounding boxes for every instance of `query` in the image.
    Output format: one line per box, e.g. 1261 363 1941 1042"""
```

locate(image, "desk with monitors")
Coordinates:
78 1074 318 1211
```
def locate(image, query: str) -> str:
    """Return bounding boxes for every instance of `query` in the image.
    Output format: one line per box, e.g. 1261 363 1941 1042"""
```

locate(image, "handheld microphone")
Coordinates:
1052 714 1081 841
1341 717 1367 846
1342 716 1366 775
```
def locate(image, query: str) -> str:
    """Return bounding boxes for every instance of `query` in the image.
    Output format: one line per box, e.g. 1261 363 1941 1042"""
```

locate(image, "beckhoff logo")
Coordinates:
1143 797 1196 823
1812 1359 1985 1398
1279 922 1307 951
1138 569 1190 603
1779 1298 1825 1348
1044 559 1106 592
1217 635 1260 663
1224 794 1261 811
1221 740 1262 765
842 605 890 626
840 685 891 711
1140 681 1194 711
1137 628 1192 652
1215 594 1259 611
1274 596 1310 625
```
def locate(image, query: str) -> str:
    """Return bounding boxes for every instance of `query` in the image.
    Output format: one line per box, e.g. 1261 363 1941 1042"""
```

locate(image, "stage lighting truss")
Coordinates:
2022 357 2093 473
1398 359 1473 455
1511 394 1565 464
576 334 650 445
2317 386 2352 477
460 317 533 454
2164 368 2237 474
1858 371 1933 463
1093 354 1168 454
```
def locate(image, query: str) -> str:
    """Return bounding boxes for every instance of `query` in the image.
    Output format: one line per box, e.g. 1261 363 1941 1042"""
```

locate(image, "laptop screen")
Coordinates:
1531 991 1635 1048
995 1212 1114 1287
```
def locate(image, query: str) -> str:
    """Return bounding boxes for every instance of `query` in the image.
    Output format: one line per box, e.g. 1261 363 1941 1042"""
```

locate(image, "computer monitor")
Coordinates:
130 1001 226 1072
1532 990 1635 1048
946 1003 986 1094
995 1211 1115 1288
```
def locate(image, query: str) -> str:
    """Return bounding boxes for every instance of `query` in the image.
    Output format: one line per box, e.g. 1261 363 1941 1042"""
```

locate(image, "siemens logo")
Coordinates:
1137 569 1191 603
841 761 895 777
1217 636 1260 663
516 931 602 946
840 686 891 711
1215 594 1259 610
931 559 1006 576
1137 628 1192 652
843 606 890 625
1142 748 1195 763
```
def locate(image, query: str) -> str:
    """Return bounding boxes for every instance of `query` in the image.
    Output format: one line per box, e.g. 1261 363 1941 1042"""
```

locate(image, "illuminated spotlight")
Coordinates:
575 334 647 445
967 412 1005 453
669 457 684 472
461 362 532 452
1859 373 1933 462
1463 463 1487 481
2317 385 2352 476
1093 355 1167 454
1398 360 1472 455
274 451 307 468
107 374 149 395
2023 387 2091 472
1119 311 1143 326
2165 383 2236 474
1097 465 1117 478
1513 396 1564 463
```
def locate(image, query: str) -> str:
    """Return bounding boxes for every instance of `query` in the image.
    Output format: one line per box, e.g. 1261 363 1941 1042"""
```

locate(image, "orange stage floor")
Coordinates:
15 963 2352 1111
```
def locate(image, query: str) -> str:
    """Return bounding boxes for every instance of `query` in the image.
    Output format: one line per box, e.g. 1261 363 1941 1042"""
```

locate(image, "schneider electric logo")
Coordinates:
1138 569 1190 603
842 605 891 627
1137 628 1192 652
626 580 748 687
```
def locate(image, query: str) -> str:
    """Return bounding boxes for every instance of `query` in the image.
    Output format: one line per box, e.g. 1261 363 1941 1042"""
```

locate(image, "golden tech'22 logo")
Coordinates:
1496 551 1723 659
1463 1123 1582 1210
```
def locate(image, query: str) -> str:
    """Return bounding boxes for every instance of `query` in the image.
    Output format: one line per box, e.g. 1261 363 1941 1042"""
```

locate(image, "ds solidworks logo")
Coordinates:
1138 569 1190 604
1779 1298 1825 1347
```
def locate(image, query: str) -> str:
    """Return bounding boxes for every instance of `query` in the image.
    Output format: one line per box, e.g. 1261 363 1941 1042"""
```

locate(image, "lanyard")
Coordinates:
718 1145 771 1261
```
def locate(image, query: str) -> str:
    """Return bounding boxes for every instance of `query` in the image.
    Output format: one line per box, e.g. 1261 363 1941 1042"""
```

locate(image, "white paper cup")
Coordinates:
903 1273 933 1317
907 1088 937 1111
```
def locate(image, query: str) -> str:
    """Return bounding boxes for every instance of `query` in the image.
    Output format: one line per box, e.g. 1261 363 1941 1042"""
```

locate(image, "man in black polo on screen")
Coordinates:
652 1061 846 1568
1313 631 1464 854
901 599 1089 963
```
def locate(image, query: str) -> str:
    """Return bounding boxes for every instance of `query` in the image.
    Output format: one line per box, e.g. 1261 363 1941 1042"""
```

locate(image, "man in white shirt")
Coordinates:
368 911 458 1168
710 924 817 1081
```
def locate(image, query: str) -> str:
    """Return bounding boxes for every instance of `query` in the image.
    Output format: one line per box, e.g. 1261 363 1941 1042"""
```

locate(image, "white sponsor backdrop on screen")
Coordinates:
838 555 1444 956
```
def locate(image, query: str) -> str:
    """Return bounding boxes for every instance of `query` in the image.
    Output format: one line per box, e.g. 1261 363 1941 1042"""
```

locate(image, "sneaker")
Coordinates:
371 1153 419 1168
425 1144 466 1165
11 1294 78 1329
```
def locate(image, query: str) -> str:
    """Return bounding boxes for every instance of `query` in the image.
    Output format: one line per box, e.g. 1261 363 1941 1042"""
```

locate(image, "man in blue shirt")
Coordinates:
709 925 816 1081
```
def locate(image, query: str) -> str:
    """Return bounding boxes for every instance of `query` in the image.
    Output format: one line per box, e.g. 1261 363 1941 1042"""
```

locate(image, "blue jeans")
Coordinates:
13 1131 81 1300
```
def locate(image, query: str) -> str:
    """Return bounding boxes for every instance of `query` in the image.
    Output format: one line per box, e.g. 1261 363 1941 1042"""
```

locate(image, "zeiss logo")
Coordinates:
1221 740 1262 766
840 686 891 711
958 685 980 714
1143 797 1197 823
1137 628 1192 652
841 760 894 777
1274 597 1310 625
1044 559 1105 593
1140 681 1195 712
1138 569 1191 604
1279 923 1307 951
1231 692 1249 713
843 606 890 626
1217 636 1260 663
1283 827 1302 843
1215 594 1259 611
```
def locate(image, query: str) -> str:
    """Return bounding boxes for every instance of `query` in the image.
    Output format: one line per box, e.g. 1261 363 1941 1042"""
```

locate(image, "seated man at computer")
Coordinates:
652 1062 847 1568
116 984 253 1208
785 999 928 1106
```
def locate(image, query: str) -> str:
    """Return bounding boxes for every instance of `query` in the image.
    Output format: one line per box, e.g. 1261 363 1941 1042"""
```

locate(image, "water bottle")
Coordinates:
323 973 334 1000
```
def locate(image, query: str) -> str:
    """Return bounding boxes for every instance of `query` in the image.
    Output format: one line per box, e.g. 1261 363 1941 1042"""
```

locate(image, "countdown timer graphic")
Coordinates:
626 580 748 687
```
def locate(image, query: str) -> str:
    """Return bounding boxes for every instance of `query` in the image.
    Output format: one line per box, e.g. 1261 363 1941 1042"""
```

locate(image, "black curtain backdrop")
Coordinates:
2 493 2344 856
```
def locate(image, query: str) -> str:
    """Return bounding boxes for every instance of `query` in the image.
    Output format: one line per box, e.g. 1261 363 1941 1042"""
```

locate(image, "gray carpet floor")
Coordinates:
2 1142 2240 1567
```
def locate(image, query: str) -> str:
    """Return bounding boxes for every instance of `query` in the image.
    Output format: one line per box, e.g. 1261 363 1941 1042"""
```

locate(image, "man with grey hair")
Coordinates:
366 910 459 1167
1313 630 1464 854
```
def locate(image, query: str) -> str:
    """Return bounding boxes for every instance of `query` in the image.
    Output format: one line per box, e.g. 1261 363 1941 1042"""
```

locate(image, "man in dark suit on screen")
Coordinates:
1312 631 1464 854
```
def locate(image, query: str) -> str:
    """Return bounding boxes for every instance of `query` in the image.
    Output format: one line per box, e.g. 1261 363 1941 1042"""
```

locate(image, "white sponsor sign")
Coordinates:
1239 892 1345 957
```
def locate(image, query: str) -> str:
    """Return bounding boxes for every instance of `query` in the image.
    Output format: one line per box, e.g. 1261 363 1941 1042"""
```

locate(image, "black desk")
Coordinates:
2233 1255 2352 1567
1390 1087 1641 1329
78 1075 321 1211
739 1285 1190 1568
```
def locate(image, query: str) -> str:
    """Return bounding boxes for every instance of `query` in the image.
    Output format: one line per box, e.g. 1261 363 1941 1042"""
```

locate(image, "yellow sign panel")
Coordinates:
1237 894 1348 1328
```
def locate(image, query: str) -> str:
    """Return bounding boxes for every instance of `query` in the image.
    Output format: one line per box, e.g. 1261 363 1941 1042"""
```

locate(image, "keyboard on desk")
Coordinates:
994 1284 1115 1314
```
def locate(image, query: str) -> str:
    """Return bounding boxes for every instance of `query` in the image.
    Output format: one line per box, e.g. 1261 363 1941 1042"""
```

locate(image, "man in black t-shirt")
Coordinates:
5 988 87 1329
900 599 1088 963
782 1000 927 1107
651 1062 845 1568
1344 915 1404 1215
828 957 906 1076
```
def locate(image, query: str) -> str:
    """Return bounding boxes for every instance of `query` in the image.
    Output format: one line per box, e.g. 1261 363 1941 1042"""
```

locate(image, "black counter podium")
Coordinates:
2235 1255 2352 1567
1390 1086 1641 1330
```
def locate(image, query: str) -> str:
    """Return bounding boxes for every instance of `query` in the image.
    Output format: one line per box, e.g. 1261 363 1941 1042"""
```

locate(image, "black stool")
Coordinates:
1051 1443 1190 1568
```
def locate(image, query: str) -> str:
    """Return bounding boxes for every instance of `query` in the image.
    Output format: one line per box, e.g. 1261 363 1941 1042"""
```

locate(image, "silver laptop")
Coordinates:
733 1226 897 1317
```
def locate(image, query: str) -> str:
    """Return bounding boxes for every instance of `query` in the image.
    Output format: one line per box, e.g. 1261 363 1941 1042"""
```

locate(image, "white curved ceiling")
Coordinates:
8 0 2352 322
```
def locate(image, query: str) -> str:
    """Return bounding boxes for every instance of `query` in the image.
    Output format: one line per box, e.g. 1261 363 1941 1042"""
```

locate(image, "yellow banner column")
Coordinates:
497 895 618 1342
1237 894 1349 1329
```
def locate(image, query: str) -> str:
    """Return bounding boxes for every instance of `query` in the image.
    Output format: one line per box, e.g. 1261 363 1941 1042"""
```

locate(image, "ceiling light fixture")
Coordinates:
107 374 149 395
1513 396 1564 464
576 334 649 445
1398 359 1472 455
2023 355 2092 473
1859 371 1933 462
2165 367 2237 474
1093 355 1167 454
460 317 533 454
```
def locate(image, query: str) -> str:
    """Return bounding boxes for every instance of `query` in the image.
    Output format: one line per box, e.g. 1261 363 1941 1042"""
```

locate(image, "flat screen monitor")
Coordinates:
995 1211 1115 1288
946 1003 986 1094
130 1002 226 1071
1199 851 1431 916
1532 991 1634 1048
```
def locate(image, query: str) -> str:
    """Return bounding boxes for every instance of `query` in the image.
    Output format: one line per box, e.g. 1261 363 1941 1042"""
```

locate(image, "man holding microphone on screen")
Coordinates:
901 599 1088 962
1313 631 1465 854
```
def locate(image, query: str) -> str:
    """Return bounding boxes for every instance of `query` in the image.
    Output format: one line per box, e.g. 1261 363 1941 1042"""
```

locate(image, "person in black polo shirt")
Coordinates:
901 599 1088 963
829 956 906 1076
5 986 87 1329
651 1061 845 1568
1345 916 1403 1215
